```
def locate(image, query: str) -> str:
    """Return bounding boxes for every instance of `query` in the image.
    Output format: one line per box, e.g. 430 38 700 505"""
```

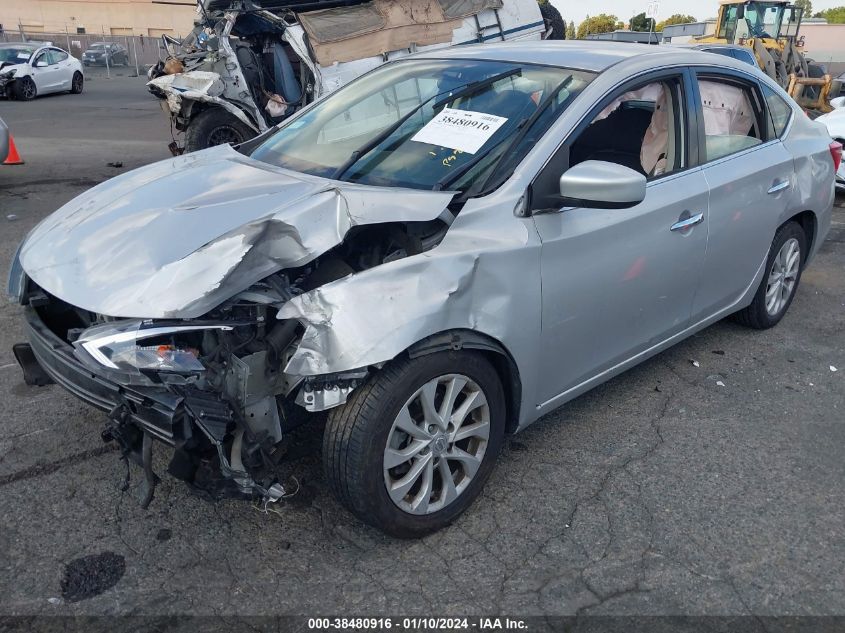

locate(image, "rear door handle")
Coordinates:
768 180 790 194
670 212 704 232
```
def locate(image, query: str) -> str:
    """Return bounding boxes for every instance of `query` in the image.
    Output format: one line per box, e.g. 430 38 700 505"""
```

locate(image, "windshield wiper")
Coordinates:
331 67 522 181
435 75 575 194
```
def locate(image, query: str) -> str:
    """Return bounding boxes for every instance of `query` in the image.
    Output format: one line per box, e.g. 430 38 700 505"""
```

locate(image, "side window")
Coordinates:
52 49 68 63
531 76 687 211
761 84 793 139
570 79 685 178
34 51 50 66
697 77 765 162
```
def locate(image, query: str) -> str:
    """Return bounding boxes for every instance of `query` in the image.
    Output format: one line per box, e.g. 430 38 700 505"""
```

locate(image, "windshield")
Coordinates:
0 45 37 63
720 2 785 41
251 59 594 193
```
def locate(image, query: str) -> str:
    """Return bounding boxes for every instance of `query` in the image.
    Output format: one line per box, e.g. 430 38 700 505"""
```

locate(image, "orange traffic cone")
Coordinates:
4 135 24 165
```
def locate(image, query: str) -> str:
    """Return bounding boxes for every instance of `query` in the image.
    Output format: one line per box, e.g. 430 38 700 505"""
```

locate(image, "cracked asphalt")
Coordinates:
1 77 844 620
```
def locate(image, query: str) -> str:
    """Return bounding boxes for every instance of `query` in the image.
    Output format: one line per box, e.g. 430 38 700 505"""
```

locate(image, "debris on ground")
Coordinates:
691 360 700 368
107 161 124 168
831 366 838 372
712 350 725 355
6 214 18 221
716 381 726 387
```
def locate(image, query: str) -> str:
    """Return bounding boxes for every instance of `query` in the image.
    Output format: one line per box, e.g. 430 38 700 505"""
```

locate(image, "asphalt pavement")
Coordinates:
1 77 844 624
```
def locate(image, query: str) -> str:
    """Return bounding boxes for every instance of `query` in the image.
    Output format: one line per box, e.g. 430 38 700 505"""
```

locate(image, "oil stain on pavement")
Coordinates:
60 552 125 603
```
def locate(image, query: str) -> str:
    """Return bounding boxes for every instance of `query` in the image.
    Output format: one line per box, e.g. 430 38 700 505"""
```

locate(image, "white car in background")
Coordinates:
0 42 84 101
817 107 845 190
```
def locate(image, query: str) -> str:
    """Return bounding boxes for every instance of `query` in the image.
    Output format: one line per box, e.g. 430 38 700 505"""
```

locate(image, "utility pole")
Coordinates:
65 24 71 53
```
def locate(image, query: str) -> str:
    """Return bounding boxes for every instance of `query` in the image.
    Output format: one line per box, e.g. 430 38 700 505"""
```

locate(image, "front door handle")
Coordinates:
670 212 704 232
768 179 790 194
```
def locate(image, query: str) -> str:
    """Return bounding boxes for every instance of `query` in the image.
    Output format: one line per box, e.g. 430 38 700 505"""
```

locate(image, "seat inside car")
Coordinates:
570 106 654 174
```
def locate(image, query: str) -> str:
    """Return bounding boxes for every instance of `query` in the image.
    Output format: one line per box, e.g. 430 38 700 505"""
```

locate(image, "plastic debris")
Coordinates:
711 350 725 355
831 366 838 372
6 214 18 221
716 381 725 387
691 360 700 368
107 161 124 168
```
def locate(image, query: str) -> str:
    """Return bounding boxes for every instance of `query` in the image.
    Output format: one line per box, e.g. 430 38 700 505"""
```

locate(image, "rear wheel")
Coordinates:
323 351 506 537
70 72 84 94
14 76 36 101
184 108 255 152
733 221 807 329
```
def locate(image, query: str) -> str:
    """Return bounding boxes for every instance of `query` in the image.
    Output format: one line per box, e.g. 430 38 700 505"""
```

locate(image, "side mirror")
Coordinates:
558 161 647 210
736 4 746 19
35 60 49 68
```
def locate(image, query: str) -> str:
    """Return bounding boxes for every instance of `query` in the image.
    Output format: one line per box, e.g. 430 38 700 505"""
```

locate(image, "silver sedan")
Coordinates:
9 42 836 536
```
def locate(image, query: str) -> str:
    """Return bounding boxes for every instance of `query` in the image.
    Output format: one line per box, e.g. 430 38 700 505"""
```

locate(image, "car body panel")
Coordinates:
0 116 9 160
533 168 710 405
19 144 455 319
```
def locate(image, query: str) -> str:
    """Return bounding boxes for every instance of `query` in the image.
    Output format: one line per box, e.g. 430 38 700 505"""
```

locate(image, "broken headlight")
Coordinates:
73 320 233 373
0 69 17 80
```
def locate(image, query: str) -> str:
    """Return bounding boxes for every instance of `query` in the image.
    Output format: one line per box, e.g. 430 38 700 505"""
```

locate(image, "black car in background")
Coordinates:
81 42 128 67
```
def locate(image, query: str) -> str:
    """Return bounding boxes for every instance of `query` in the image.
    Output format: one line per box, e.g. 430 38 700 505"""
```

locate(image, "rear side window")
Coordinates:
697 77 765 162
51 49 68 63
761 84 793 138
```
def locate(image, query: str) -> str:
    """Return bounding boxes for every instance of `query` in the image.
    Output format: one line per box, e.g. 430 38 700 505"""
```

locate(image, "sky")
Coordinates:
549 0 845 24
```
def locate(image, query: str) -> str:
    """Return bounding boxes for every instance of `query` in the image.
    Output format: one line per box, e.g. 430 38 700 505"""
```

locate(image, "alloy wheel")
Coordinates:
765 237 801 316
21 78 36 100
383 374 490 515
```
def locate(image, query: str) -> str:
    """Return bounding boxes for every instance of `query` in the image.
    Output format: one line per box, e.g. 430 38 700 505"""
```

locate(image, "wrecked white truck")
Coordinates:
147 0 549 152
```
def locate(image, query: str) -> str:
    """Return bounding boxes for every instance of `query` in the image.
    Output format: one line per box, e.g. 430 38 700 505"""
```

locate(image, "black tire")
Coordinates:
323 351 506 538
184 107 256 152
14 76 36 101
539 2 566 40
733 221 807 330
70 71 84 94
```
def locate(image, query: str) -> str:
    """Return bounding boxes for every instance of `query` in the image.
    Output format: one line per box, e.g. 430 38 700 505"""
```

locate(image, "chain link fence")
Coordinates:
1 28 171 76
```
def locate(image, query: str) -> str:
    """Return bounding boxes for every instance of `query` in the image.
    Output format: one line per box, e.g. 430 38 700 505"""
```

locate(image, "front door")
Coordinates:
530 72 710 406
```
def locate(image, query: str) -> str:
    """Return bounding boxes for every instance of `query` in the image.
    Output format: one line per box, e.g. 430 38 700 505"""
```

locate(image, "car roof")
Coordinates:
413 40 747 74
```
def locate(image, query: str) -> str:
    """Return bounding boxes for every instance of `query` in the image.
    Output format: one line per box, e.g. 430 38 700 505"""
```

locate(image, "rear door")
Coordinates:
50 49 74 90
690 69 795 321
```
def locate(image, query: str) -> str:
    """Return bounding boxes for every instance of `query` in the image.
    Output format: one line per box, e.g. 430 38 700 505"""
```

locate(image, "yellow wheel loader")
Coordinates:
698 1 835 113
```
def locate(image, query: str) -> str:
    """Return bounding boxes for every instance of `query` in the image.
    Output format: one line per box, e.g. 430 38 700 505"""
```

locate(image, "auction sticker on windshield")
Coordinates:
412 108 508 154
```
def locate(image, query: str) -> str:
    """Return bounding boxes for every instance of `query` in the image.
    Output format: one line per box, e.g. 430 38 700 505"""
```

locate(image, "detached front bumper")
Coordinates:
21 306 183 445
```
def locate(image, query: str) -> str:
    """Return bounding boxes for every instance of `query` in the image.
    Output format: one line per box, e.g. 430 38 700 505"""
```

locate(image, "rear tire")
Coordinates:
70 72 84 94
184 108 255 152
733 221 807 329
323 351 506 538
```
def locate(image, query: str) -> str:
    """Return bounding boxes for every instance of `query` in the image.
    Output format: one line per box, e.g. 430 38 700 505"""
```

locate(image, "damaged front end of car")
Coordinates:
9 144 456 507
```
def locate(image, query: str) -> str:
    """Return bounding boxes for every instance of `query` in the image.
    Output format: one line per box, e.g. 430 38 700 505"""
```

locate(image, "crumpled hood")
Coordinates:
19 144 454 318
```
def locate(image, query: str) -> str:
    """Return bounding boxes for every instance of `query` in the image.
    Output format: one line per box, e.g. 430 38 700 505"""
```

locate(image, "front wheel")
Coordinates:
183 108 255 153
14 76 36 101
733 221 807 329
323 351 506 538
